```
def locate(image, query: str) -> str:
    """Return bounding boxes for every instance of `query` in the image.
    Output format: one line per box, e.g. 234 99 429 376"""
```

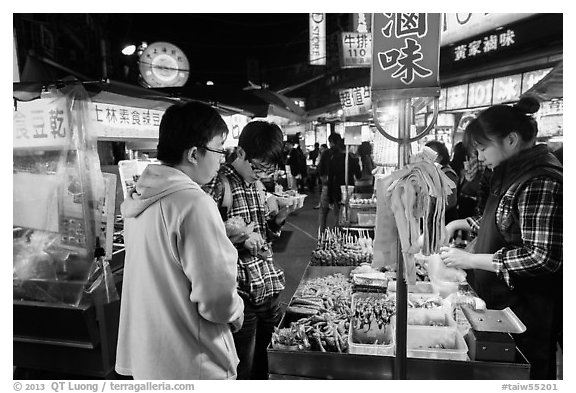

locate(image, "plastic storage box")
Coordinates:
406 325 469 361
407 307 457 328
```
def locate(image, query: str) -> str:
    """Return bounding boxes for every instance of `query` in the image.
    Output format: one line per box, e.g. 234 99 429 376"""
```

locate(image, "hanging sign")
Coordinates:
91 103 164 139
344 125 362 146
309 13 326 65
493 74 522 104
353 13 372 33
14 97 71 149
340 32 372 68
339 86 372 117
371 13 441 96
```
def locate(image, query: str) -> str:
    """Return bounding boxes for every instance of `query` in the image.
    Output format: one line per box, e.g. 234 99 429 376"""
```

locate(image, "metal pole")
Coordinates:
393 98 410 380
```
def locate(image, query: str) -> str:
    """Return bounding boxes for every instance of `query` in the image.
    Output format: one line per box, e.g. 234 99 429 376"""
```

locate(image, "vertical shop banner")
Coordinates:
353 13 372 33
339 86 372 117
309 13 326 65
371 13 441 94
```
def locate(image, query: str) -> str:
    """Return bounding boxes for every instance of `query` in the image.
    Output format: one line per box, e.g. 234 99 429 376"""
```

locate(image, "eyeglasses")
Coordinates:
249 159 278 175
202 146 227 155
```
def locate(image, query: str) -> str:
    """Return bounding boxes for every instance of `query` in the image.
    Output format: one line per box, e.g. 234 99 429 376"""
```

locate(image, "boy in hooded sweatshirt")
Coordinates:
115 102 244 380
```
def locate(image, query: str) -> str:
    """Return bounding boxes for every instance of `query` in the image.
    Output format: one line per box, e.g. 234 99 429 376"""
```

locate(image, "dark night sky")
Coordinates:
105 13 311 89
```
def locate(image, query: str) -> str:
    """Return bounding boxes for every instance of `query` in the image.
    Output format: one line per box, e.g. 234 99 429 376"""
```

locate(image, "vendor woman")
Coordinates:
439 96 562 380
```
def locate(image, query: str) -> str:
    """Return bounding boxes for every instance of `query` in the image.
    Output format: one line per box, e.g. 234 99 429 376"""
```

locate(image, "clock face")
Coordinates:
138 42 190 88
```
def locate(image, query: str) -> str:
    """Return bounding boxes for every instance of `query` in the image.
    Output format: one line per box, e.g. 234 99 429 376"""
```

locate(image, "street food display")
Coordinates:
311 228 374 266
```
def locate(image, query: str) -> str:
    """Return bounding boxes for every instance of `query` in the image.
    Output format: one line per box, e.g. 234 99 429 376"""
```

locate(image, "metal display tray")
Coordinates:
269 264 531 380
463 307 527 334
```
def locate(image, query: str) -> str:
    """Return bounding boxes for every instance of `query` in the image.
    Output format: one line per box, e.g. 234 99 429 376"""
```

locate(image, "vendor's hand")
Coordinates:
266 194 280 215
229 232 250 244
244 232 266 256
439 246 475 270
229 314 244 333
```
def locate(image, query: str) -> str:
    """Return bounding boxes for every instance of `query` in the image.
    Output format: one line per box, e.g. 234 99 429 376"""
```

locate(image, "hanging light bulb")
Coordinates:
122 45 136 56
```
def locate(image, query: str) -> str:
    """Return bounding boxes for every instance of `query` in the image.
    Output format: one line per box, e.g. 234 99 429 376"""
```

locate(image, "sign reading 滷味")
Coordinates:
309 13 326 66
339 86 372 117
371 13 441 94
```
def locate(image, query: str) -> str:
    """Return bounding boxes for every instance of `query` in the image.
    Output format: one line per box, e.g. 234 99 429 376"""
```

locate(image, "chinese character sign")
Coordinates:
91 103 164 139
371 13 441 93
309 13 326 65
341 32 372 68
14 98 71 149
339 86 372 117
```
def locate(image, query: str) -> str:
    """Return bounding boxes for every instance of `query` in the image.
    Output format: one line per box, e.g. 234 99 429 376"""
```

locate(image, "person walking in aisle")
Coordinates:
116 101 244 380
440 97 562 380
203 120 292 380
317 133 361 233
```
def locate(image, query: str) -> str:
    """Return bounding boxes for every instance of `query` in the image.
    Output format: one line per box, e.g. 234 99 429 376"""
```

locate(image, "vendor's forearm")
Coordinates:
470 253 497 272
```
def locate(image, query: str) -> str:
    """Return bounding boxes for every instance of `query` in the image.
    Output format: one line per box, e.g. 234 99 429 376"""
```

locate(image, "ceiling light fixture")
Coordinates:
122 45 136 56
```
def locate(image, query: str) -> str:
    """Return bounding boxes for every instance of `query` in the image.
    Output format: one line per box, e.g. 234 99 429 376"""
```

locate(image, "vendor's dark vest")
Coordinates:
472 145 562 378
473 145 562 307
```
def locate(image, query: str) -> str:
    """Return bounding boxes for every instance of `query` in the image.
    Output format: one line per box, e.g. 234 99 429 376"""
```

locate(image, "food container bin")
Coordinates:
430 278 459 298
406 325 469 361
357 213 376 227
407 307 456 328
348 293 395 356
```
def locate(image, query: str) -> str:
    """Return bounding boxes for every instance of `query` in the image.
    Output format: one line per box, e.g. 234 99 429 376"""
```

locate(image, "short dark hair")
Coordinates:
328 133 343 146
358 141 373 157
425 140 450 167
157 101 228 166
465 96 540 149
238 121 283 164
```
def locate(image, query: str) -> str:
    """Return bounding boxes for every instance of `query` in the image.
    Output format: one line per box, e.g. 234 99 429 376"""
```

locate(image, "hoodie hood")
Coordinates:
121 164 200 218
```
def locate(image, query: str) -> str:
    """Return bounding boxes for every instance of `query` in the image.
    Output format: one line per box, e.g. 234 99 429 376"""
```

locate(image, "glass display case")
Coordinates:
13 84 111 306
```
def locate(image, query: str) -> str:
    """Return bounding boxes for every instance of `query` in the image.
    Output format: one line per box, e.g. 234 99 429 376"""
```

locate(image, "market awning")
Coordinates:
523 61 563 100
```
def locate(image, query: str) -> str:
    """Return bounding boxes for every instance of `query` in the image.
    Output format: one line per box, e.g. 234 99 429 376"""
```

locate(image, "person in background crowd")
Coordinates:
440 97 562 380
355 141 376 195
318 133 361 233
307 142 321 193
116 101 244 380
203 120 291 380
287 140 307 193
425 140 459 223
308 142 320 165
313 144 330 209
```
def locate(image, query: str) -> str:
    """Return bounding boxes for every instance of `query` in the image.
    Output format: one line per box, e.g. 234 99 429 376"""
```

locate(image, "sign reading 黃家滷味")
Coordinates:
339 86 372 117
453 29 516 62
371 13 441 94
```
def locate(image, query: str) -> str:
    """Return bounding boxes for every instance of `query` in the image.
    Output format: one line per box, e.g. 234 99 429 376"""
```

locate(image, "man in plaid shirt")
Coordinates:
203 121 293 380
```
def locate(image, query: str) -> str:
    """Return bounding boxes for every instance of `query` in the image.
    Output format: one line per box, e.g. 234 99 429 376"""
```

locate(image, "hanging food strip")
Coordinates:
376 147 456 284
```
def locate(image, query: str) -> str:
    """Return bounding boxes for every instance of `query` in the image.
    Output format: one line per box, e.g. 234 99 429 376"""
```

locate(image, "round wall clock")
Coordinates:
138 41 190 88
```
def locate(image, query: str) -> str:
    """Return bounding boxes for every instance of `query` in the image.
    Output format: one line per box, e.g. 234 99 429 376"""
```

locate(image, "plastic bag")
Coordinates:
426 253 467 283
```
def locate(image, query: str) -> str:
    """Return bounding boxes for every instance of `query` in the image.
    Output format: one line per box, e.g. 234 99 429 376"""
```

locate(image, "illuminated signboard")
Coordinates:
468 79 494 108
453 29 516 62
438 88 447 111
309 13 326 65
493 74 522 104
353 13 372 33
339 86 372 117
441 13 534 46
446 84 468 110
521 68 553 94
371 13 441 94
91 103 164 139
14 98 71 149
340 32 372 68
